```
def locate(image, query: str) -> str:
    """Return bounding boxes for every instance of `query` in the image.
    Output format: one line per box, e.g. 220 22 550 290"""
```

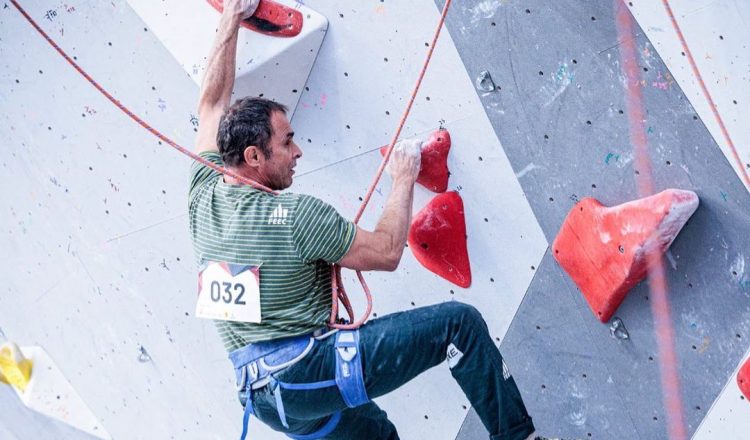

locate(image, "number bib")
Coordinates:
196 261 261 323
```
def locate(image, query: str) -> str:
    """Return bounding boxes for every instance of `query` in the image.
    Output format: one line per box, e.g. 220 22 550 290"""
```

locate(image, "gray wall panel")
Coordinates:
441 1 750 439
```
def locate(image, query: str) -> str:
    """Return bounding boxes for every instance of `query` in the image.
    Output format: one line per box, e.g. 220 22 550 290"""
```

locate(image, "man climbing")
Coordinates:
188 1 554 439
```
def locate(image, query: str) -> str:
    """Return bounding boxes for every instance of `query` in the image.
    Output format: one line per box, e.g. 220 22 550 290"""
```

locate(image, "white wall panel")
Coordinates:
0 0 546 438
693 349 750 440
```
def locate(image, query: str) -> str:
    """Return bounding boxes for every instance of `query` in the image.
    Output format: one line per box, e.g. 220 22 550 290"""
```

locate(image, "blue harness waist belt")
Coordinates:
230 329 369 440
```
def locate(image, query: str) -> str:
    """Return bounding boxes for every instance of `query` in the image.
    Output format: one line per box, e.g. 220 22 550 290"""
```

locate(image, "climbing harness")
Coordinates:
230 329 367 440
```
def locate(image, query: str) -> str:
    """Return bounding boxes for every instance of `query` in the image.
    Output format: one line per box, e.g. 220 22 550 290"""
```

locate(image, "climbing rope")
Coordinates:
9 0 453 330
330 0 453 329
661 0 750 190
8 0 277 194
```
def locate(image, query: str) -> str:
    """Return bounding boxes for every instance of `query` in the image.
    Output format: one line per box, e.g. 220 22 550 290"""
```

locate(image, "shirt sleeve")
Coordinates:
188 151 223 202
292 195 357 264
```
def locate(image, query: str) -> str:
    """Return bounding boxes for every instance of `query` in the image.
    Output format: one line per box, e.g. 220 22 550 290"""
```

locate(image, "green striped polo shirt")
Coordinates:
188 152 356 351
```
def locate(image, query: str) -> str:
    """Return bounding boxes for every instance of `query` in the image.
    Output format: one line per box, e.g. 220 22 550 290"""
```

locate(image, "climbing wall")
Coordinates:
442 1 750 439
2 0 749 439
631 1 750 437
0 1 548 439
631 0 750 193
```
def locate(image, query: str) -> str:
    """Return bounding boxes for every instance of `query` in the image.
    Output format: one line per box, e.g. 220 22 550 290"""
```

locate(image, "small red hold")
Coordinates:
738 357 750 401
552 189 699 322
206 0 303 38
381 129 451 193
408 191 471 288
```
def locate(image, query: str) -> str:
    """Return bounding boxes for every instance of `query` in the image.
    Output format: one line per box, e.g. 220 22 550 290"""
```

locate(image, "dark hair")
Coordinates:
217 97 288 167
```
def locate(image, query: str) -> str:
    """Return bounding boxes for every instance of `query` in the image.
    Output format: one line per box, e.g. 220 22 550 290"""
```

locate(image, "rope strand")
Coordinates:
661 0 750 189
329 0 453 329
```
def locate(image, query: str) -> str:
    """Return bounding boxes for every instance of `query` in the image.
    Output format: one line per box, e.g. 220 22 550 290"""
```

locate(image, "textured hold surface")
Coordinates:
206 0 303 37
738 358 750 401
381 128 452 193
408 191 471 288
553 189 699 322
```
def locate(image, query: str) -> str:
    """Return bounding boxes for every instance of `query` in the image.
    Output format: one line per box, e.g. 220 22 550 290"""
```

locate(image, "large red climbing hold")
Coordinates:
207 0 304 38
408 191 471 288
381 129 451 193
552 189 699 323
738 357 750 401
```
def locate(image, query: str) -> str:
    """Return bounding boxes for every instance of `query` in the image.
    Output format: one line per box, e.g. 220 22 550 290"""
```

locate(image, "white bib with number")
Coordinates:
196 261 261 323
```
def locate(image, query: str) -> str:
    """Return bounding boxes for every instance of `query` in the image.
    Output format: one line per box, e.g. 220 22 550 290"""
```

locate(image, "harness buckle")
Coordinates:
236 365 248 391
336 346 356 363
248 361 259 381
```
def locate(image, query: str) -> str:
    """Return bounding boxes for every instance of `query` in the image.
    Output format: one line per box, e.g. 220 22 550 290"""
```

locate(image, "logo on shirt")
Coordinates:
268 204 289 225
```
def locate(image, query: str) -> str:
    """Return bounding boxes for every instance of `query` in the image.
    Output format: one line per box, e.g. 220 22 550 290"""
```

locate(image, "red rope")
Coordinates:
616 2 685 439
10 0 453 330
8 0 277 194
329 0 454 329
661 0 750 190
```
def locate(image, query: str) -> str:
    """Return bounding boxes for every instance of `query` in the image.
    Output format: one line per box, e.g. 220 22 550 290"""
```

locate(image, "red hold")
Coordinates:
408 191 471 288
739 357 750 401
207 0 303 38
552 189 699 322
381 129 451 193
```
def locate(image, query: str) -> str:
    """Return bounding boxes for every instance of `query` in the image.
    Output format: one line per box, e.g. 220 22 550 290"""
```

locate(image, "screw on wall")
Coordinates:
137 345 152 363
